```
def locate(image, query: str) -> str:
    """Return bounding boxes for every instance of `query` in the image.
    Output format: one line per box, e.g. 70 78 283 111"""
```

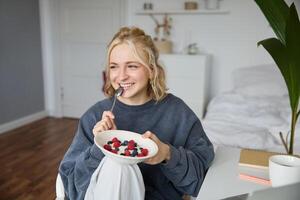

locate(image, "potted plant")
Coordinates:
255 0 300 187
255 0 300 155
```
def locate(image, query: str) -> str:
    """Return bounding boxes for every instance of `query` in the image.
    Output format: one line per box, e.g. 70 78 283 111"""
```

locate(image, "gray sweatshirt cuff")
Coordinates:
162 145 180 169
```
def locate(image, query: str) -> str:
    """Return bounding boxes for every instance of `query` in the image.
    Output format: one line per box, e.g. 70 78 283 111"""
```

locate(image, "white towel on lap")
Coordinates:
85 157 145 200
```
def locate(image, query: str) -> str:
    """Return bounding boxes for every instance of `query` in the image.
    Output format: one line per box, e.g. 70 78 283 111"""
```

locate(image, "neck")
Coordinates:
118 95 152 106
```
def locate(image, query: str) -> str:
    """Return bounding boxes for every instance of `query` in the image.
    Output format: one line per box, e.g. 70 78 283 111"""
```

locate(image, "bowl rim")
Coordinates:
94 130 158 161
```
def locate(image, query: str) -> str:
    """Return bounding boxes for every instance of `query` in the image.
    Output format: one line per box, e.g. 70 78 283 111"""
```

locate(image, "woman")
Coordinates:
59 26 214 200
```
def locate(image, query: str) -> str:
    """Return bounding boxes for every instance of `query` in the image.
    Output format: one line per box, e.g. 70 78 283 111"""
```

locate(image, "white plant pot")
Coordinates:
269 155 300 187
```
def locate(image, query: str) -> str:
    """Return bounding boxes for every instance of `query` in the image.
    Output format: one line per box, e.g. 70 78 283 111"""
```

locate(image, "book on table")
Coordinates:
238 149 279 185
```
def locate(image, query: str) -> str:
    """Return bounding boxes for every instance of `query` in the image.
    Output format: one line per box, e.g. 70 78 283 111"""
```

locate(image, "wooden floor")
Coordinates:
0 117 78 200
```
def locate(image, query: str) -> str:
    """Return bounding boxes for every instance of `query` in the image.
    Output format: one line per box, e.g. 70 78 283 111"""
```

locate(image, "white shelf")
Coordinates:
135 9 230 15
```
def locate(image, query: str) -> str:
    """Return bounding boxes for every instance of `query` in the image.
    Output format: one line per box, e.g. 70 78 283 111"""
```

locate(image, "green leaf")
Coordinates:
286 4 300 112
255 0 289 44
258 38 288 76
257 38 293 102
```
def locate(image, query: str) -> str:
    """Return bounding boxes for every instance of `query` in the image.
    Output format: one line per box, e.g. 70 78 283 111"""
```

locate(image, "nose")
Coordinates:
118 67 129 80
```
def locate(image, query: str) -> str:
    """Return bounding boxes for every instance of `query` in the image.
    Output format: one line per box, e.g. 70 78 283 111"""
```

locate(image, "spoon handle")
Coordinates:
110 95 117 112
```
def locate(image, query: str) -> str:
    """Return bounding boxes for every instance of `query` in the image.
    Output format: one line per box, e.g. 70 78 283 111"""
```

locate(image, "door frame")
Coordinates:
39 0 128 117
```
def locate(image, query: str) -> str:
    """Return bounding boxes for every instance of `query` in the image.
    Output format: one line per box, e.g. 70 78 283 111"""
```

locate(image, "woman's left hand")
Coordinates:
142 131 171 165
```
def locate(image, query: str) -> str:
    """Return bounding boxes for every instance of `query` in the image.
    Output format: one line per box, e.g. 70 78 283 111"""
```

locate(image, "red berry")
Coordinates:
111 149 118 154
141 148 149 156
124 150 131 156
103 144 112 151
128 140 135 145
113 141 121 148
112 137 119 143
137 153 144 157
127 143 135 150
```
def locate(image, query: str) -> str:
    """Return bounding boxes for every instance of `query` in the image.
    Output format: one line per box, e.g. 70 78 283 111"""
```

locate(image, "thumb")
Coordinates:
142 131 152 139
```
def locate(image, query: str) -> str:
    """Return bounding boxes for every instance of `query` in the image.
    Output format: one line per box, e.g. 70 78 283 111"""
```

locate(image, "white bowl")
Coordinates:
94 130 158 165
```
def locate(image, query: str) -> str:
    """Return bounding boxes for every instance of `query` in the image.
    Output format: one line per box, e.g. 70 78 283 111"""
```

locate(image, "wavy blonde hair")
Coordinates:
103 26 167 101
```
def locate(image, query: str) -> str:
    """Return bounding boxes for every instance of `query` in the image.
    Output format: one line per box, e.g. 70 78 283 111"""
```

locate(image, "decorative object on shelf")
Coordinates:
143 2 153 10
153 40 173 54
187 43 199 55
204 0 222 10
184 1 198 10
150 14 173 54
255 0 299 155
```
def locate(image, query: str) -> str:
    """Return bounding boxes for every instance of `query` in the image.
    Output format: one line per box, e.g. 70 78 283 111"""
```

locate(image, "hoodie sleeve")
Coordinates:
58 112 104 200
160 120 215 197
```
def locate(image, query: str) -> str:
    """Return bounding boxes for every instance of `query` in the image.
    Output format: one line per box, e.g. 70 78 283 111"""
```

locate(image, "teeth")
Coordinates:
120 83 133 89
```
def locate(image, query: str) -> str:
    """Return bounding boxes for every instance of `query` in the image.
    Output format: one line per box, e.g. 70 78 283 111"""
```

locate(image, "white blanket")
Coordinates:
203 92 300 153
85 157 145 200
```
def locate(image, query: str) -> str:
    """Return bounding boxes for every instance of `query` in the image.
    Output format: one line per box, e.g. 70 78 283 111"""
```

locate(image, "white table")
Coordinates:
196 146 270 200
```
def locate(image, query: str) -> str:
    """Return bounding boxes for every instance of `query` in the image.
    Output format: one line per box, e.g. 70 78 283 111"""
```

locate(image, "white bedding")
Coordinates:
203 64 300 153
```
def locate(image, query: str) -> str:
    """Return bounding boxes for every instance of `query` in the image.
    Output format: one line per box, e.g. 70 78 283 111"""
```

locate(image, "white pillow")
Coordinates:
233 64 288 97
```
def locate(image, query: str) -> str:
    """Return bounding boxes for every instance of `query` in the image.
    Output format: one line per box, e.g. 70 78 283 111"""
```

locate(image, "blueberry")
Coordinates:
107 141 113 145
132 150 138 157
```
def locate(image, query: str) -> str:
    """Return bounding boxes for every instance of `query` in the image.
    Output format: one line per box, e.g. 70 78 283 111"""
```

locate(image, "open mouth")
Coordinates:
119 83 134 91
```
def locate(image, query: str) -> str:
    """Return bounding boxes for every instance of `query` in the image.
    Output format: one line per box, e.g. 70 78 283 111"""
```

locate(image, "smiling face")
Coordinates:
109 43 152 105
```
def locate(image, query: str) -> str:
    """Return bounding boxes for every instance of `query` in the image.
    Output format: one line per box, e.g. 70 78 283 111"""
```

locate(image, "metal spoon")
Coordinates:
110 87 123 112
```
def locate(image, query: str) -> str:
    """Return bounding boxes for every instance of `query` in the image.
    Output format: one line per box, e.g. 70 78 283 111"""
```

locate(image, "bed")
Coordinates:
202 64 300 153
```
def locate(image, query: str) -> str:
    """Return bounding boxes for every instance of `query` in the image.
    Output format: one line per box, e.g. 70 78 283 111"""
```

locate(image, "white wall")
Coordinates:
127 0 299 99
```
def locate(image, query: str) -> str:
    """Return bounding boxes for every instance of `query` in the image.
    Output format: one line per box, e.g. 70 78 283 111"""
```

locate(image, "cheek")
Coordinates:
109 71 117 81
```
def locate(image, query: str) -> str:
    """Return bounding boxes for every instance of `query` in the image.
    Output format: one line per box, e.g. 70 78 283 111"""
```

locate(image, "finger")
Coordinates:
93 124 106 135
101 121 110 131
145 132 160 144
103 116 113 129
102 111 115 120
93 120 107 130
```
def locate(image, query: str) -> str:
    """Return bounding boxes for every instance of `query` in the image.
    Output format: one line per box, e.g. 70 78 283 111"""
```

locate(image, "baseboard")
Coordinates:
0 111 48 134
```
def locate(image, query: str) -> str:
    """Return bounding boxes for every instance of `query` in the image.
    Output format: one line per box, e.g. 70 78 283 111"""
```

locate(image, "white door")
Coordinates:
58 0 124 118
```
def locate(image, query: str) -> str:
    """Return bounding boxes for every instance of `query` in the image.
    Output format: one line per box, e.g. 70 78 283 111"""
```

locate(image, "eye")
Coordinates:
109 65 117 69
128 65 139 69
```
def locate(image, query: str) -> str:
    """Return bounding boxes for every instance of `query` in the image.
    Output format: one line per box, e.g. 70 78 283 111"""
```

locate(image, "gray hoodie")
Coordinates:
59 93 214 200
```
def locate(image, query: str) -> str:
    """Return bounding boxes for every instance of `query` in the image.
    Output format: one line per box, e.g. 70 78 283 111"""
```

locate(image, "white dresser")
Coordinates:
159 54 210 119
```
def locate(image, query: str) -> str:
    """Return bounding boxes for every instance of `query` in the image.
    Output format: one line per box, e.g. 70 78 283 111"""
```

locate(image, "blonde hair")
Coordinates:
103 27 167 101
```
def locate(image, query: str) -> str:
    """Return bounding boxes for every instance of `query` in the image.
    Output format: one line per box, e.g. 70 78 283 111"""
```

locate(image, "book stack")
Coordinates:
238 149 279 185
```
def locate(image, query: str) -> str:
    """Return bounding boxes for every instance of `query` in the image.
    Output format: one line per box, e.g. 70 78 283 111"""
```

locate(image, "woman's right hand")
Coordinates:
92 111 117 136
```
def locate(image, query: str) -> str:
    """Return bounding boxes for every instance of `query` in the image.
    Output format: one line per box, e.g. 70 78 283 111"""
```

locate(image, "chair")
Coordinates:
56 174 65 200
